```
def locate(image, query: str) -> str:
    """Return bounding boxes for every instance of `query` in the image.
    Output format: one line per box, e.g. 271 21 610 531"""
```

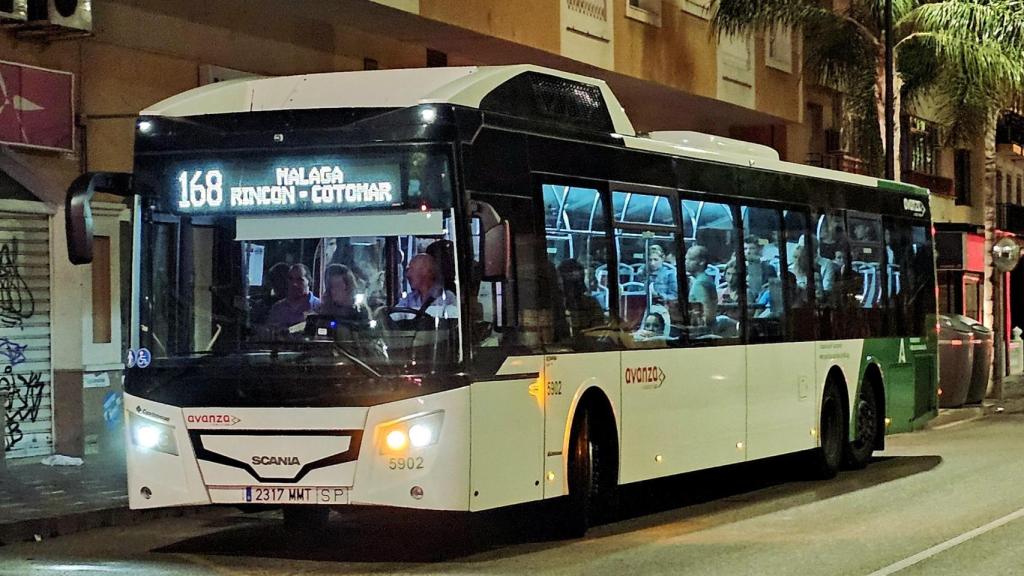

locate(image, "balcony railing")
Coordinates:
806 151 871 176
902 170 954 196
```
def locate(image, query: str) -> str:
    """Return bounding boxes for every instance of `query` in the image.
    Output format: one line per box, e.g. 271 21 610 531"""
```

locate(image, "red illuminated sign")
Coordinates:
0 60 74 152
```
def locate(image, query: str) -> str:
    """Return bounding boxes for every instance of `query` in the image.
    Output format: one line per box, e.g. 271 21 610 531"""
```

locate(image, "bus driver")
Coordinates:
397 253 458 318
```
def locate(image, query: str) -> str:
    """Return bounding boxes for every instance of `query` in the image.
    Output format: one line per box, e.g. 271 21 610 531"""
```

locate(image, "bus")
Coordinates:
65 64 938 535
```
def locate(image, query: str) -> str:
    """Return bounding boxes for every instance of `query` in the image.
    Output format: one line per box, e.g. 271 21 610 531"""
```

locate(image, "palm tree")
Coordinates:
710 0 1024 182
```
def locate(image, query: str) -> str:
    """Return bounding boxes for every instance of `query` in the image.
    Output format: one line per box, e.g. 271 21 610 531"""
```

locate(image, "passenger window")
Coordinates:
543 184 612 350
884 219 935 336
682 199 740 341
783 210 815 340
613 191 678 346
741 206 784 341
847 215 884 309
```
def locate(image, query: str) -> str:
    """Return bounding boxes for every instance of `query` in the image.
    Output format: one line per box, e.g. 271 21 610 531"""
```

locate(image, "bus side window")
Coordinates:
544 184 612 351
783 210 815 341
682 199 740 341
741 206 784 342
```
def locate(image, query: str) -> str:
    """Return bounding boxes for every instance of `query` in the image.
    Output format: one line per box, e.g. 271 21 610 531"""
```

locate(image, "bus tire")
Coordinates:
810 381 846 480
560 406 612 537
283 506 330 533
845 378 880 469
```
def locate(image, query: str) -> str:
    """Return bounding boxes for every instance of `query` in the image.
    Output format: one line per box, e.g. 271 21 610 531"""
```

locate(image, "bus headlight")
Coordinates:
129 412 179 456
378 411 444 454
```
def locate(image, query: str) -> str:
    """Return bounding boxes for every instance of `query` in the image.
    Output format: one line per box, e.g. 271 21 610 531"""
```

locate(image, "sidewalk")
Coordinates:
928 372 1024 429
0 445 199 545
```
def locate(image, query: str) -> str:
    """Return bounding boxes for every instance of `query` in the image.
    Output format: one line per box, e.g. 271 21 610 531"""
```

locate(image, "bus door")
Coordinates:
466 193 547 511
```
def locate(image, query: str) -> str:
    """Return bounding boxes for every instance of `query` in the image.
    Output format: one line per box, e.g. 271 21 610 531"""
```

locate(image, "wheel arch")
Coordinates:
563 385 620 485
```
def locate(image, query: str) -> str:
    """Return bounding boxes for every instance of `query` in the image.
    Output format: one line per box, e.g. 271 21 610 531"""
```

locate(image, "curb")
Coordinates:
926 406 985 430
0 505 207 546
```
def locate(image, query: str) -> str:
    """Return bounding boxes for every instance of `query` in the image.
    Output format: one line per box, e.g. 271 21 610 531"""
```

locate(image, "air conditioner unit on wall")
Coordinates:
0 0 28 22
16 0 91 38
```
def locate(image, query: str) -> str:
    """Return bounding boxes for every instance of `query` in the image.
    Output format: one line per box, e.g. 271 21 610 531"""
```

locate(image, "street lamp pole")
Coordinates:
884 0 895 181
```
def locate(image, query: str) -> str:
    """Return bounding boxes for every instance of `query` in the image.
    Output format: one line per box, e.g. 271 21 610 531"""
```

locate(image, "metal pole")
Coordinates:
884 0 896 180
994 271 1005 400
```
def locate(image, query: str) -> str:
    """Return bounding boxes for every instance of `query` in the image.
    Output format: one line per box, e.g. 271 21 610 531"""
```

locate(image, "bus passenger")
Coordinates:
744 235 777 303
645 244 678 303
267 263 320 328
557 258 604 334
318 264 371 325
634 311 668 341
397 253 458 317
790 235 837 300
684 245 717 327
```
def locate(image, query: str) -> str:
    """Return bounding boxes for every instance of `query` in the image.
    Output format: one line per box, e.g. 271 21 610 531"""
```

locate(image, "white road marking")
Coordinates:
866 505 1024 576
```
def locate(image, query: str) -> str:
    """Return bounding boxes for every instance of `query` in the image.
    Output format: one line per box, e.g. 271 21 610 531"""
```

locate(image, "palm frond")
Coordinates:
908 1 1024 48
710 0 836 39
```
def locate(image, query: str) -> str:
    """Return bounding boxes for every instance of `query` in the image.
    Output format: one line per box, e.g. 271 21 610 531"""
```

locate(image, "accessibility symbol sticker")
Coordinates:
136 348 152 369
126 349 137 368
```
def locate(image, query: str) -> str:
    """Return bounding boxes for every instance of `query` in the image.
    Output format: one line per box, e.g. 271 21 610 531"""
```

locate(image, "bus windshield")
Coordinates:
135 146 461 375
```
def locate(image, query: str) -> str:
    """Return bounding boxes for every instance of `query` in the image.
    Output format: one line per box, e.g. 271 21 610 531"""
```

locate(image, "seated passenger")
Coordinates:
790 235 837 301
634 311 668 341
317 264 371 325
644 244 678 304
396 253 458 318
266 264 320 329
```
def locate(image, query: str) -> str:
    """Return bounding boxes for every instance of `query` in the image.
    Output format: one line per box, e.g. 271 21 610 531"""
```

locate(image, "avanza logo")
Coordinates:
186 414 241 426
625 365 666 389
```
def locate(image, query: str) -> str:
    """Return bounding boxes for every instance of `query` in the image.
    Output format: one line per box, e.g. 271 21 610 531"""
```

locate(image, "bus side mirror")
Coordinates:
470 200 510 282
482 220 510 281
66 172 133 265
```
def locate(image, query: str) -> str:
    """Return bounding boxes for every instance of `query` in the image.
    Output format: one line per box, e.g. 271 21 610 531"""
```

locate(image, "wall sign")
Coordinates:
0 60 74 152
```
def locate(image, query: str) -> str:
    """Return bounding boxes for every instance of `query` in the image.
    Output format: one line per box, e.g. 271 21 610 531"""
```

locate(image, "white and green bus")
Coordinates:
66 64 937 535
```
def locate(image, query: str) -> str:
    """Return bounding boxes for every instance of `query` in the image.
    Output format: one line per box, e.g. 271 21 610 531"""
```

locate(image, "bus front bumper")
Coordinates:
123 388 471 511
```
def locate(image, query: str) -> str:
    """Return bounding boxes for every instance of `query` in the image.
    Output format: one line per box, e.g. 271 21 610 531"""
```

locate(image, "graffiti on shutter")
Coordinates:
0 213 52 458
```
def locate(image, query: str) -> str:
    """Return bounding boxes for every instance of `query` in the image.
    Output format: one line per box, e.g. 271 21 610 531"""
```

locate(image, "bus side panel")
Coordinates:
619 346 746 485
469 360 546 511
543 352 621 499
746 342 817 461
815 339 866 436
351 387 471 511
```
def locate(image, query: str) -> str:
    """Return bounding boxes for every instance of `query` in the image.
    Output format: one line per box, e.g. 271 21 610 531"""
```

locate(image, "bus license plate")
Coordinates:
243 486 347 504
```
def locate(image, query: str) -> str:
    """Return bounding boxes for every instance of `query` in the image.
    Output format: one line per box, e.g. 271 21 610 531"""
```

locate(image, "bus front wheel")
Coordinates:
560 407 611 537
810 382 846 480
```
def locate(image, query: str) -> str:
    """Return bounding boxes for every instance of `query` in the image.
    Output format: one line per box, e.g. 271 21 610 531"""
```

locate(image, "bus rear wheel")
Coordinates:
845 380 880 469
810 382 846 480
560 407 612 537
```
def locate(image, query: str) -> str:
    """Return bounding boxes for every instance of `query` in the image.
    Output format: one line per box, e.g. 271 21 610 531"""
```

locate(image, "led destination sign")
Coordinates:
168 157 402 215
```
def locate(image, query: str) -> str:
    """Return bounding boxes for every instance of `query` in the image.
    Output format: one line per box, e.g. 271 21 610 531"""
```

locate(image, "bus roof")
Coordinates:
140 64 929 198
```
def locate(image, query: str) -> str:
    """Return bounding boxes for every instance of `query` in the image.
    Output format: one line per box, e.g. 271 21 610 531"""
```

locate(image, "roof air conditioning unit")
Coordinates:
20 0 91 36
0 0 28 21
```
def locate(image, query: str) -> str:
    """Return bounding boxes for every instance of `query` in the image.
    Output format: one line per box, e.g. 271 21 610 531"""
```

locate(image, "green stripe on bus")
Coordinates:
877 179 928 196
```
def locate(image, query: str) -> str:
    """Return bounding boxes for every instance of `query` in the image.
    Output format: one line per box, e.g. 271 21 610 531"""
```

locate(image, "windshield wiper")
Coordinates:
330 341 382 379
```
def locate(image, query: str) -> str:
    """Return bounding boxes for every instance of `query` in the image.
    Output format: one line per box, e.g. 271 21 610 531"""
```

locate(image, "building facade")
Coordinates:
0 0 1010 459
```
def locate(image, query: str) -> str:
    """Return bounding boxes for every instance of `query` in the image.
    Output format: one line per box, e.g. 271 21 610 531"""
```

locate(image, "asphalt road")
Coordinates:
1 414 1022 576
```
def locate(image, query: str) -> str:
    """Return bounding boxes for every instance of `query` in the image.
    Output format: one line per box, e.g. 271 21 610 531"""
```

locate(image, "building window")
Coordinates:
766 24 793 73
997 170 1004 203
626 0 662 26
565 0 611 39
954 149 971 206
680 0 710 19
905 116 940 176
1018 175 1023 205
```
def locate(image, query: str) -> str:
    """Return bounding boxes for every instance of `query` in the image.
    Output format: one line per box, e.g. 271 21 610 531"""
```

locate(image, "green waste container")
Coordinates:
959 316 994 404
